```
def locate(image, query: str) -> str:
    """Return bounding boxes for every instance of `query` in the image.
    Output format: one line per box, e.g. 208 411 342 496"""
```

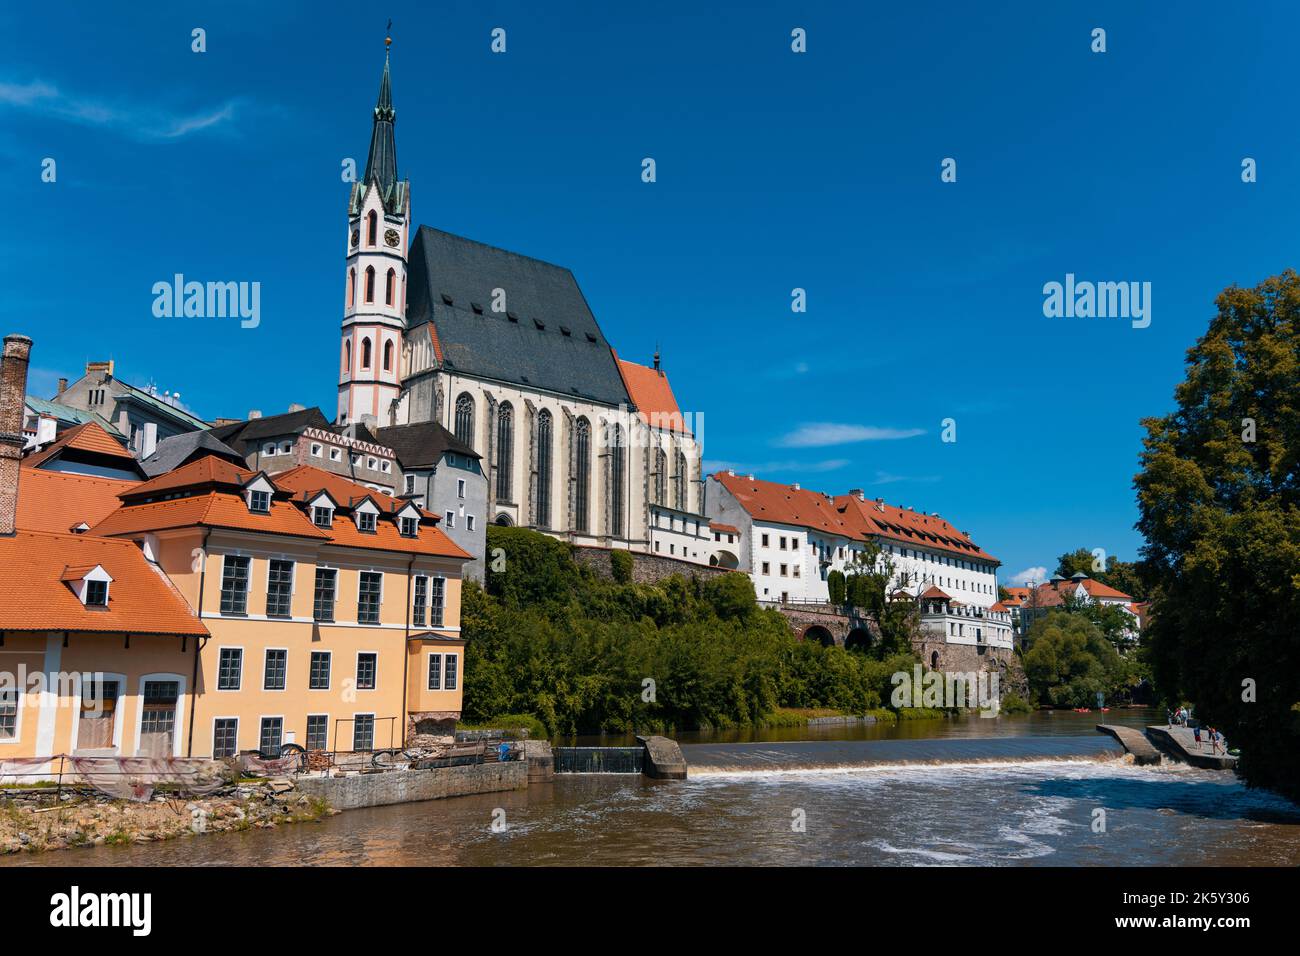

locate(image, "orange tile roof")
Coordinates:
93 457 469 561
1025 578 1134 608
273 465 470 559
0 531 206 636
22 420 136 468
16 469 138 534
920 585 952 600
615 355 691 434
92 491 330 540
711 472 858 536
835 493 999 564
988 601 1009 612
709 521 740 534
122 455 255 500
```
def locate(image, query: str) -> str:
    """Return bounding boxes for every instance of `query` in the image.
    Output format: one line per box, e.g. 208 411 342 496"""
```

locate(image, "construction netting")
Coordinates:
0 755 229 802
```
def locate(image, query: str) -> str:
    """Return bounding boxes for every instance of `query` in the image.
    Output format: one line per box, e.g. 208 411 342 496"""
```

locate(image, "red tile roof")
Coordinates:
615 355 691 434
16 469 138 533
711 472 858 537
835 493 999 564
92 491 330 540
1024 578 1134 607
0 531 206 636
709 521 740 535
22 421 136 468
121 455 255 500
920 585 952 600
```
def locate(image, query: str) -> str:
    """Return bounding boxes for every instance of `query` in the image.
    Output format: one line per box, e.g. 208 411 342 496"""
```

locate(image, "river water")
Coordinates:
8 710 1300 866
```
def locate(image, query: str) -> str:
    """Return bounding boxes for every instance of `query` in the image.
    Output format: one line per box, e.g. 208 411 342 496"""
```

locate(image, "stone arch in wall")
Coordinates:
802 625 836 647
845 628 873 653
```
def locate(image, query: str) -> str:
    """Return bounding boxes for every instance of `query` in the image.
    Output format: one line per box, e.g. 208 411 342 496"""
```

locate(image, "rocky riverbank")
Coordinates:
0 780 336 855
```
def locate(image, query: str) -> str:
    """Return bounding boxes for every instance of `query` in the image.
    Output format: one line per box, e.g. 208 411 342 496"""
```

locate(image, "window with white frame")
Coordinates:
248 489 271 513
313 505 333 528
428 651 458 690
429 577 445 627
219 556 250 614
309 651 331 689
466 515 476 532
358 573 382 624
217 648 242 690
311 443 322 457
444 511 456 529
355 652 377 689
306 714 328 751
265 560 293 617
0 688 18 739
259 717 283 753
412 576 427 627
263 649 287 690
212 718 238 758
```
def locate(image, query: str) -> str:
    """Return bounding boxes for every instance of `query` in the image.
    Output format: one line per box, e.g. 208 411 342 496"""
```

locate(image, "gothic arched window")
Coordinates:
367 211 378 246
574 417 591 533
454 393 475 448
361 337 372 369
674 450 687 511
536 409 553 528
496 402 514 501
385 269 395 306
343 339 351 373
348 268 355 308
610 423 626 537
383 340 393 371
654 447 667 506
364 266 375 304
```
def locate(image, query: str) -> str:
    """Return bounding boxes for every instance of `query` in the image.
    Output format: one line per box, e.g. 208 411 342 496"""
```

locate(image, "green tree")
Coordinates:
1023 612 1129 707
827 569 846 605
1135 270 1300 800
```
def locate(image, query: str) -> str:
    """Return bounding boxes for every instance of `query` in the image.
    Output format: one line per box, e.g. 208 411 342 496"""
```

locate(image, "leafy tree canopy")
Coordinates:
1135 270 1300 800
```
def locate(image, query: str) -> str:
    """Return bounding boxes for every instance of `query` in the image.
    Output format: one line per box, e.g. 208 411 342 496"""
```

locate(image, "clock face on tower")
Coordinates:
384 228 400 248
350 229 359 248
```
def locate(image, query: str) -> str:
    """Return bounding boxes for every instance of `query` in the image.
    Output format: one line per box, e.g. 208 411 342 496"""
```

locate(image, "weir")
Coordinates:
553 747 645 774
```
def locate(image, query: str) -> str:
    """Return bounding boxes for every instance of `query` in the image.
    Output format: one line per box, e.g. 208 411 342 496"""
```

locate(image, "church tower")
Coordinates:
338 36 410 427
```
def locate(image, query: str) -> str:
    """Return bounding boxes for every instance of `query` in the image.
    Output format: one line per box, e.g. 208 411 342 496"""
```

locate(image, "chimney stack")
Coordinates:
57 377 67 396
653 350 662 374
0 334 33 536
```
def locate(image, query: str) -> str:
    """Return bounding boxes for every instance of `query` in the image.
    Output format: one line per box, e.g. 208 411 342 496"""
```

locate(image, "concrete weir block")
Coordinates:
523 740 555 783
637 735 688 780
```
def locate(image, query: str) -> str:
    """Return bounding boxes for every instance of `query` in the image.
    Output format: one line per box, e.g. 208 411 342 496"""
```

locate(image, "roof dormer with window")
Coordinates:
353 497 380 533
397 502 421 538
243 474 276 514
309 491 339 529
61 564 113 607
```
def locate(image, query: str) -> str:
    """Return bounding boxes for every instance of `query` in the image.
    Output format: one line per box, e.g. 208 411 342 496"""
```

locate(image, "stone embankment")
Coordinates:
1096 724 1162 765
0 778 334 855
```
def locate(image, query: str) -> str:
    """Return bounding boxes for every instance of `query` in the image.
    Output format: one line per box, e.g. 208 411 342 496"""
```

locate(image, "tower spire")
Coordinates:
364 28 398 206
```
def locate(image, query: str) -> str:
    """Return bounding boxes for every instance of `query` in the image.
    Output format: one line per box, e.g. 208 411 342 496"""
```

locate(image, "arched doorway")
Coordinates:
494 513 513 527
845 628 873 653
802 625 835 647
710 550 739 570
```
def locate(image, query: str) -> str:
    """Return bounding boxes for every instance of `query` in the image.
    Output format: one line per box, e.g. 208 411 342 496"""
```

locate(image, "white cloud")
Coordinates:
870 470 940 485
0 78 241 141
775 423 926 448
1008 566 1049 587
703 458 850 476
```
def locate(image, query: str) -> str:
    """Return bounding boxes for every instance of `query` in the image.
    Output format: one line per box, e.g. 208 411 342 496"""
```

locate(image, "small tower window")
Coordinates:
385 269 395 306
343 340 351 373
361 337 373 369
347 268 355 308
365 266 375 304
383 340 394 371
367 211 377 246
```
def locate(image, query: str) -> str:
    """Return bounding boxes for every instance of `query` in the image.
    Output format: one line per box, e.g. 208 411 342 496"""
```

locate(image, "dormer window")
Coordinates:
249 490 271 513
62 564 113 608
400 516 418 538
314 506 334 528
358 512 377 533
85 579 108 607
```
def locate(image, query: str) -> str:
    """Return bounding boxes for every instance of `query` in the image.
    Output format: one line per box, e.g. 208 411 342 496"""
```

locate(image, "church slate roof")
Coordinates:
375 421 480 469
405 226 634 408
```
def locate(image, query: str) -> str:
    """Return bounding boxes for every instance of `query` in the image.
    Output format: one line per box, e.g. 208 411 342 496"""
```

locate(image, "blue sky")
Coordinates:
4 1 1298 584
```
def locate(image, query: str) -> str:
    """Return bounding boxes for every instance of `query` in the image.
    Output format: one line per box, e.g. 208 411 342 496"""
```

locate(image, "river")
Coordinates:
7 709 1300 866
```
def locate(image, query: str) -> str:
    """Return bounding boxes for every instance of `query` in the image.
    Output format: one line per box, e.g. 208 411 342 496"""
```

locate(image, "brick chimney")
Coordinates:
0 334 33 536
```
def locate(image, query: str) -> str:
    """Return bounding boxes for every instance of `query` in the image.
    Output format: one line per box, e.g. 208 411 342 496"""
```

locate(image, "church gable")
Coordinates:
405 226 633 407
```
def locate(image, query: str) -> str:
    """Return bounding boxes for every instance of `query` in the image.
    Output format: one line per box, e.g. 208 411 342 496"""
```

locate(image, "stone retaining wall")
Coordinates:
572 546 732 585
296 760 527 811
